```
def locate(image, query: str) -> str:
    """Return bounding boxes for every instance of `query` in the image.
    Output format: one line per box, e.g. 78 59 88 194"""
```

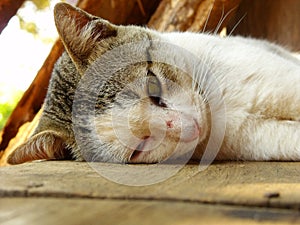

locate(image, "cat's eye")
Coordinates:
147 71 166 107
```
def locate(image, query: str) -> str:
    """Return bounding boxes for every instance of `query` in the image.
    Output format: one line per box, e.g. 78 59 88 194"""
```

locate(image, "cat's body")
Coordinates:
8 3 300 164
167 32 300 160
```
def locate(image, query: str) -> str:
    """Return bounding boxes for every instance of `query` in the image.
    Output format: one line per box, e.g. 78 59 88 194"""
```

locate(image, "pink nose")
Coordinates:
166 114 200 143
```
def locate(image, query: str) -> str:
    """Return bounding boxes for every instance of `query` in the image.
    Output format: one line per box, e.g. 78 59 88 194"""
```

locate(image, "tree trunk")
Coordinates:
0 0 26 33
149 0 241 32
70 0 161 25
228 0 300 51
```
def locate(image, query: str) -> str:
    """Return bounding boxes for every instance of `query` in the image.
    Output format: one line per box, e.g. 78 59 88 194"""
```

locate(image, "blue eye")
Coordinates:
147 71 167 107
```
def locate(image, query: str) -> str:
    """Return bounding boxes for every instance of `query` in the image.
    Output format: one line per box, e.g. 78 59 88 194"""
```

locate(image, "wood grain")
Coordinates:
1 161 300 209
1 197 299 225
1 162 300 224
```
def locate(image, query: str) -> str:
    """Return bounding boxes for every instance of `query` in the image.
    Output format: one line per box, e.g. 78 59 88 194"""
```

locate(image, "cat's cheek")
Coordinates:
178 119 200 143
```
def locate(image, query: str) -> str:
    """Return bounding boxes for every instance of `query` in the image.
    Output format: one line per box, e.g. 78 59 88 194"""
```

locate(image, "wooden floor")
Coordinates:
1 161 300 224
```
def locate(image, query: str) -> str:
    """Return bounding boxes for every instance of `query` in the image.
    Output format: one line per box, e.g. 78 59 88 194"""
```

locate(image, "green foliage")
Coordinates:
17 0 51 36
18 15 38 36
31 0 50 10
0 91 23 130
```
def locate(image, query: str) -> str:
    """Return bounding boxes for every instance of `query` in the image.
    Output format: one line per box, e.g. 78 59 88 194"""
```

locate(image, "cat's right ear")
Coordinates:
54 3 117 74
7 131 71 165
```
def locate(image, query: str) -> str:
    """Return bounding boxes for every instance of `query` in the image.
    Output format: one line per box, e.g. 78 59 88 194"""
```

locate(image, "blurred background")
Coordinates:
0 0 64 129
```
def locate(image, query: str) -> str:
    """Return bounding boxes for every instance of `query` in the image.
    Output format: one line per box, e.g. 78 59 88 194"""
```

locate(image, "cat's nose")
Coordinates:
166 113 200 142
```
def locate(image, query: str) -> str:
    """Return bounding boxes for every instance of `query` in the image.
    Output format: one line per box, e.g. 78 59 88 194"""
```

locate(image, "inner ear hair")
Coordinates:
54 3 117 73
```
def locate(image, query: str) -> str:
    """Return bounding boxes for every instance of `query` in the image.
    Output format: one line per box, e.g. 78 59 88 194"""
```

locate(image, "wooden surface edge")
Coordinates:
1 197 299 225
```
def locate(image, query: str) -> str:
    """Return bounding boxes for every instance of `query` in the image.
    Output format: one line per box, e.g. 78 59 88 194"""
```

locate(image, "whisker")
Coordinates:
193 57 208 93
202 3 214 33
213 4 225 35
194 54 213 96
214 6 238 35
194 61 207 92
199 58 213 92
192 63 199 91
228 13 247 37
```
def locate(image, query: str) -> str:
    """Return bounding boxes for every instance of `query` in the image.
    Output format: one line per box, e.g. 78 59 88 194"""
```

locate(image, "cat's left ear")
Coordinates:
54 3 117 74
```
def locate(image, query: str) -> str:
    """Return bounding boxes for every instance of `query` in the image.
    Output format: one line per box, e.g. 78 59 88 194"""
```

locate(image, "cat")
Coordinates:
7 2 300 165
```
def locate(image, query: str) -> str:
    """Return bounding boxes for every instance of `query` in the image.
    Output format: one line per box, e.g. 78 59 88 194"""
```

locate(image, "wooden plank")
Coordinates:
1 161 300 210
0 197 299 225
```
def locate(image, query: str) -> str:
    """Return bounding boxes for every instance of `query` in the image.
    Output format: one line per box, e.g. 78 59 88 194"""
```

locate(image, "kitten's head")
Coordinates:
8 3 211 164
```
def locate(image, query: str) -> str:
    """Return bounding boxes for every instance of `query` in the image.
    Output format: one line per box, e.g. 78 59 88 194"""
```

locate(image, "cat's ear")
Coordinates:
7 131 71 165
54 3 117 73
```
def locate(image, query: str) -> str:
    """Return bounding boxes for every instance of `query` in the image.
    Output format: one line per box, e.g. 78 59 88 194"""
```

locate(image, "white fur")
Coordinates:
161 32 300 160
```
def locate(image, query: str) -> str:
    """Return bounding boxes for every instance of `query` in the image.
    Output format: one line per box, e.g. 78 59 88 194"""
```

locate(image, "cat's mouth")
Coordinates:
129 136 151 162
129 118 201 163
